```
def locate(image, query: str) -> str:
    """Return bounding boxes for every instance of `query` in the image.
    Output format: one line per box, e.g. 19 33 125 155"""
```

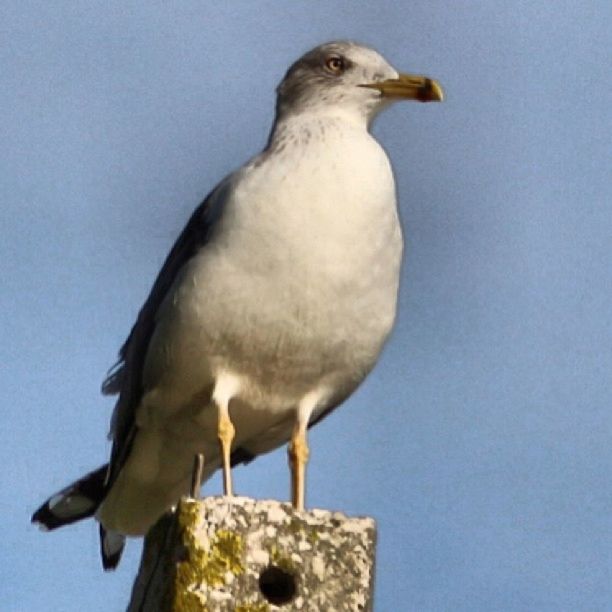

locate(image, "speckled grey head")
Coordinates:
275 41 443 125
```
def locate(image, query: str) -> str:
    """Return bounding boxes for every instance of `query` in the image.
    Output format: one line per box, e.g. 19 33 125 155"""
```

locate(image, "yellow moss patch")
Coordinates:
173 589 209 612
179 499 202 529
235 603 269 612
173 501 245 610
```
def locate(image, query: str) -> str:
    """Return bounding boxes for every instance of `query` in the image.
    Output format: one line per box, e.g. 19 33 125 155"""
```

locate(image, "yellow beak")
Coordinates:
361 73 444 103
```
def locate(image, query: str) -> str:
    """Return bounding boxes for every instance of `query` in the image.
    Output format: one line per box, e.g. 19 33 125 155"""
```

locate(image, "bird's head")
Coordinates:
275 41 443 126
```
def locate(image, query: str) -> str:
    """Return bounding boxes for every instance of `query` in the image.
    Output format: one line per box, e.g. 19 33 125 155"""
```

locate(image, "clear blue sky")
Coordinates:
2 2 611 610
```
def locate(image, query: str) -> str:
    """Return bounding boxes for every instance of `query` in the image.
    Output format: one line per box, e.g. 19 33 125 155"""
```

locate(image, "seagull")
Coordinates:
32 41 443 569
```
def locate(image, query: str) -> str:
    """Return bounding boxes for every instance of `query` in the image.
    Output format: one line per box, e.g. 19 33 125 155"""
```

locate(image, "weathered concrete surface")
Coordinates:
128 496 377 611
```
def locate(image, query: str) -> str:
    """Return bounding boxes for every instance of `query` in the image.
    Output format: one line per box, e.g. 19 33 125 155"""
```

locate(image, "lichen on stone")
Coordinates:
174 501 246 611
173 589 209 612
235 602 269 612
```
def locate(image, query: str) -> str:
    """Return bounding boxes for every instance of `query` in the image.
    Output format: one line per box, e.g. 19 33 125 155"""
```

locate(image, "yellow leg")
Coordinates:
217 405 235 497
288 423 309 511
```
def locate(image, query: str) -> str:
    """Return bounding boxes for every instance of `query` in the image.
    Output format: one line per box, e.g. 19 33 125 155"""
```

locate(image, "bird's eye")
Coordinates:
324 55 345 75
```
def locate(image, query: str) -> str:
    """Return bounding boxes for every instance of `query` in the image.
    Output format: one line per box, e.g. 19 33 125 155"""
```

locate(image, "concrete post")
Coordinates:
128 496 377 611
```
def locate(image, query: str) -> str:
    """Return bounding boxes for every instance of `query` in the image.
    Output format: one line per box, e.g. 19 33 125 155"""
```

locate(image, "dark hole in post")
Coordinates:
258 565 297 605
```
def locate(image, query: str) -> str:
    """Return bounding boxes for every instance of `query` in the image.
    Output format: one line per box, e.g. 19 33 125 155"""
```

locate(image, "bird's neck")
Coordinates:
266 108 371 150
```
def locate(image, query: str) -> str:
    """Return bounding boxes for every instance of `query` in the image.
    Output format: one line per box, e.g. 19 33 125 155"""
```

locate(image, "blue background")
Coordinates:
2 2 611 610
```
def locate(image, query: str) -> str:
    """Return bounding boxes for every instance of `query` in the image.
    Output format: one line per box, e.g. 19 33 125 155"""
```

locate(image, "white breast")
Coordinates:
147 117 403 410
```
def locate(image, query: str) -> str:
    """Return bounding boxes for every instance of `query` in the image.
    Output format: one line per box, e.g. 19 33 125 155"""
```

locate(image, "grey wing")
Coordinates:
100 179 231 489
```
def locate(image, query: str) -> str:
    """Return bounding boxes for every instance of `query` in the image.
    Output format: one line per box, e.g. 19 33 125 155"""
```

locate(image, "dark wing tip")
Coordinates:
100 525 126 571
31 496 98 531
102 550 123 571
31 465 109 531
31 503 69 531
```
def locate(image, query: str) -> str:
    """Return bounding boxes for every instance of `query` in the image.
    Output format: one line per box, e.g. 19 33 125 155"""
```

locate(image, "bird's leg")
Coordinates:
217 402 235 496
288 391 320 511
190 453 205 499
212 373 241 498
288 421 309 511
